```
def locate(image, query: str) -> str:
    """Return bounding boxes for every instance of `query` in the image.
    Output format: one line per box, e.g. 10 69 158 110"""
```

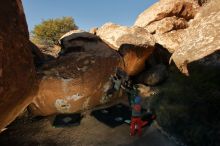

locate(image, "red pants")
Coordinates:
130 117 142 137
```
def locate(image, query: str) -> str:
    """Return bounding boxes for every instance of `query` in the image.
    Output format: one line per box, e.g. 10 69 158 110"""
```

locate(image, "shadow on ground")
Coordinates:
0 107 176 146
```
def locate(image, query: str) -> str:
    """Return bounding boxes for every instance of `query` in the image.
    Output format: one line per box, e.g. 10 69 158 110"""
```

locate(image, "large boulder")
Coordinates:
171 0 220 75
29 31 124 116
96 23 155 75
144 16 188 35
153 30 185 53
59 30 115 56
135 0 199 28
134 0 200 53
0 0 36 131
137 64 168 86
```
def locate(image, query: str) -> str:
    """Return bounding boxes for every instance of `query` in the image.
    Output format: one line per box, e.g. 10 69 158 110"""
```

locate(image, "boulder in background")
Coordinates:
97 23 155 75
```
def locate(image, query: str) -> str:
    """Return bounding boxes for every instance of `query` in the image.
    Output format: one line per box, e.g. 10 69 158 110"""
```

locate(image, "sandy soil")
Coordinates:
0 105 177 146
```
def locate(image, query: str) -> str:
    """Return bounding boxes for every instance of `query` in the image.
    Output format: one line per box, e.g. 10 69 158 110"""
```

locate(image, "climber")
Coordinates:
112 75 122 91
106 74 122 98
121 80 137 106
121 83 142 136
130 86 143 137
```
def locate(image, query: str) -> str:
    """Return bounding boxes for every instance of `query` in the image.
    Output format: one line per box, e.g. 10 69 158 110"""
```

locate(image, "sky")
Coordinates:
23 0 158 32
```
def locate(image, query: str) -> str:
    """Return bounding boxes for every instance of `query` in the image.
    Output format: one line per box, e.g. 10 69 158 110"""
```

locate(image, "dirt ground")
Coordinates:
0 104 177 146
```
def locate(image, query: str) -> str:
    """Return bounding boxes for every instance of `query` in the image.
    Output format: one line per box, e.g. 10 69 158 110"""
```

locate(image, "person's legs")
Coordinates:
137 118 142 137
130 118 136 136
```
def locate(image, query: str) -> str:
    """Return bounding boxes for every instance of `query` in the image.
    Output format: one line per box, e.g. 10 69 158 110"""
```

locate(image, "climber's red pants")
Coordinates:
130 117 142 137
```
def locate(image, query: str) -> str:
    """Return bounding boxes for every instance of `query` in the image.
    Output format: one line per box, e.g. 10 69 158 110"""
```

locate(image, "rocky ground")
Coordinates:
0 102 176 146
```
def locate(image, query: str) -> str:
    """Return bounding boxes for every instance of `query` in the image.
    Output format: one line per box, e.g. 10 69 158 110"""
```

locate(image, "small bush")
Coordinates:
31 17 78 47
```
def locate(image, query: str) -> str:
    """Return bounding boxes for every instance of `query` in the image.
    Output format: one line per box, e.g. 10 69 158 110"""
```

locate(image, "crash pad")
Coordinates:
91 103 154 128
91 103 131 128
53 113 82 128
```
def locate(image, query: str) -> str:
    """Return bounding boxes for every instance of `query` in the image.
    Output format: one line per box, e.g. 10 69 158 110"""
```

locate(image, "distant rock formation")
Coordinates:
134 0 200 53
29 31 124 116
0 0 36 131
96 23 155 75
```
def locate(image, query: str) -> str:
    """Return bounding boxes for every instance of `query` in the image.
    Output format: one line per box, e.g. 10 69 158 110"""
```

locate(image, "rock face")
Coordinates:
145 16 188 35
135 0 199 28
30 42 49 67
37 44 61 58
137 84 157 98
171 0 220 75
135 0 200 53
197 0 210 6
96 23 155 75
137 64 168 86
135 0 220 75
29 31 124 116
59 30 115 56
0 0 36 131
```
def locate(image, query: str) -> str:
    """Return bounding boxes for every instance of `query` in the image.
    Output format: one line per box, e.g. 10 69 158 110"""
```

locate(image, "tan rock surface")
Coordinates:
96 23 155 49
171 0 220 75
97 23 155 75
135 0 200 53
145 16 188 34
153 30 185 53
134 0 199 28
137 84 157 98
37 44 61 58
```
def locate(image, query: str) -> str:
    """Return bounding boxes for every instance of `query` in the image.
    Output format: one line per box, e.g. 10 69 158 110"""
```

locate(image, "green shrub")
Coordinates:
31 17 78 47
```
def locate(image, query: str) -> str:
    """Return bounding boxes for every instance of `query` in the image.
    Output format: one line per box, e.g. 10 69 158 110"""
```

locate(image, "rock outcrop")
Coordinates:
30 42 49 67
29 31 124 116
0 0 36 131
37 44 61 58
135 0 220 75
136 64 168 86
135 0 199 27
59 30 115 56
137 84 157 98
144 16 188 35
197 0 210 6
96 23 155 75
171 0 220 75
134 0 200 53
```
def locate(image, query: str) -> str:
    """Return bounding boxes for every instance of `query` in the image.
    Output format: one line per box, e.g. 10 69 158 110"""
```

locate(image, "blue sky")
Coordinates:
23 0 158 32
